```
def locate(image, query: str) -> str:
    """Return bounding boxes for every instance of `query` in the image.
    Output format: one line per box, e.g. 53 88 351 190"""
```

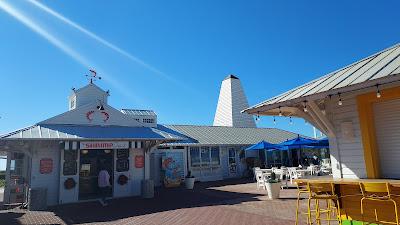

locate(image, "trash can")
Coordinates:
28 187 47 211
141 179 154 199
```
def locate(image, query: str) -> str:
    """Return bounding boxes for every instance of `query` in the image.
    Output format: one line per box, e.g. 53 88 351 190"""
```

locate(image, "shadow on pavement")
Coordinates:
51 178 265 225
0 211 25 225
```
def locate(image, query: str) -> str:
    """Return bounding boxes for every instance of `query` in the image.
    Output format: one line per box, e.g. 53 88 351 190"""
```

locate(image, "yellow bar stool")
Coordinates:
307 182 342 225
359 182 399 225
295 181 311 225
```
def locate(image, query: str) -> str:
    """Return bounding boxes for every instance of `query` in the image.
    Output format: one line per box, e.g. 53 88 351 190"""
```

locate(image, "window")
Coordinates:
143 118 154 123
190 147 200 167
190 146 220 168
210 147 220 165
201 147 210 167
70 99 75 109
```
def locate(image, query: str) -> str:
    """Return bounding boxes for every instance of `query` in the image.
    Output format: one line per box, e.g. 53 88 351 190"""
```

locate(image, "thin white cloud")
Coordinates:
0 1 90 68
0 1 145 105
27 0 172 80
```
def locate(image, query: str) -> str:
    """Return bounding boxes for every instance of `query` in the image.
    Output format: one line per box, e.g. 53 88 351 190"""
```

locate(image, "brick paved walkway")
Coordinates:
0 179 315 225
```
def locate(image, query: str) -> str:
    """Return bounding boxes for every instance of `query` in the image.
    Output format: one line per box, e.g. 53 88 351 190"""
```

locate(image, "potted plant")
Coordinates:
265 172 281 199
185 171 195 189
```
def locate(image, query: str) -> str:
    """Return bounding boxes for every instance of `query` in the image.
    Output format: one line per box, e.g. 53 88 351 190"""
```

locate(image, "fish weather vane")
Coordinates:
86 69 101 84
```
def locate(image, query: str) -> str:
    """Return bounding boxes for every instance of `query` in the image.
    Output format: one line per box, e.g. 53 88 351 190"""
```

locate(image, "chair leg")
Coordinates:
315 199 321 225
326 199 331 225
307 197 312 225
295 192 301 225
360 198 365 225
392 200 399 225
336 199 342 225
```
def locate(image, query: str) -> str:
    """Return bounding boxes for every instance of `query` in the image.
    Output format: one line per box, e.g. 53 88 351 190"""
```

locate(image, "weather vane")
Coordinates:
86 69 101 84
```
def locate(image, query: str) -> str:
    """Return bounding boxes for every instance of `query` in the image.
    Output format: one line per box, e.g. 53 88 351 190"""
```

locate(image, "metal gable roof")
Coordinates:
0 124 183 141
161 125 301 145
245 43 400 113
121 109 157 116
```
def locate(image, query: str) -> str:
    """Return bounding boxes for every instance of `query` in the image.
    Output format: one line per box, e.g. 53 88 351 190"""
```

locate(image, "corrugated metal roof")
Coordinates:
159 125 301 145
0 124 182 140
121 109 157 116
245 43 400 113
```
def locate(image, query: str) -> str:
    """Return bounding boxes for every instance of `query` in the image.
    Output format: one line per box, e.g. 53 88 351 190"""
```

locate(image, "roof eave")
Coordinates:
244 73 400 115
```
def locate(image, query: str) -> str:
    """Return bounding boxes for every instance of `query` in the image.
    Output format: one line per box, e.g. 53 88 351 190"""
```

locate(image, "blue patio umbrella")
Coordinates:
245 140 284 151
279 136 319 149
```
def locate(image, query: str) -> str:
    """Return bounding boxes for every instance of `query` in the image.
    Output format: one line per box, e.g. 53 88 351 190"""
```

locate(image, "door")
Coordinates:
5 152 29 204
373 99 400 178
228 148 237 176
79 149 113 200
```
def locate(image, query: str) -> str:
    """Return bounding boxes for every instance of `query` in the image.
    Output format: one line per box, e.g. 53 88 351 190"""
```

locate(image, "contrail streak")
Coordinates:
0 1 90 68
0 1 145 105
27 0 171 80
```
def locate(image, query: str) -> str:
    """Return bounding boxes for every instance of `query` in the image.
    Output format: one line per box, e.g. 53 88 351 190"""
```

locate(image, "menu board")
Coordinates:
116 149 129 172
117 149 129 159
116 159 129 172
63 161 77 176
64 149 77 161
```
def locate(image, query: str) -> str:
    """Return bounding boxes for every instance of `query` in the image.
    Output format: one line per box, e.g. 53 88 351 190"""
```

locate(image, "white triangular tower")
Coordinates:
213 75 256 128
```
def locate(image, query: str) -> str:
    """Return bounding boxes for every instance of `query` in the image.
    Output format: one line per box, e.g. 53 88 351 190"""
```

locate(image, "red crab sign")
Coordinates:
86 110 110 122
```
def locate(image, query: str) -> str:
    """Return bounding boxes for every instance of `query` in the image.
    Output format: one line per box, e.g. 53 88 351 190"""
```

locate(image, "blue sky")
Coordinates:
0 0 400 170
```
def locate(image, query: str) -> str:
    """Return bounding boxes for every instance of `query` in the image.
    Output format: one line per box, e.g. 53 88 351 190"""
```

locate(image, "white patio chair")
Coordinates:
288 167 303 184
253 167 260 181
255 171 267 190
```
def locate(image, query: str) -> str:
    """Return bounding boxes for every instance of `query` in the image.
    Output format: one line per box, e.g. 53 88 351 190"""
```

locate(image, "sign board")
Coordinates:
135 155 144 168
80 141 129 150
162 152 184 188
40 158 53 174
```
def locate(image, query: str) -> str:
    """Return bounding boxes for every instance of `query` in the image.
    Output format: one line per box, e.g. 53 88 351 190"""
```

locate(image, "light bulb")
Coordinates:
338 99 342 106
289 117 293 125
377 91 381 98
303 106 308 112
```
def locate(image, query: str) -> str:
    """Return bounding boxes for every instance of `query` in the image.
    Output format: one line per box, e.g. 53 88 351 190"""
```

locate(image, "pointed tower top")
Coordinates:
224 74 239 80
213 75 256 128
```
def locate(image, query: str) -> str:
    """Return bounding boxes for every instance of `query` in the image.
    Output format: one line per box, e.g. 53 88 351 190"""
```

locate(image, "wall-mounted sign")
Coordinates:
162 152 184 188
135 155 144 168
86 110 110 122
40 158 53 174
80 141 129 150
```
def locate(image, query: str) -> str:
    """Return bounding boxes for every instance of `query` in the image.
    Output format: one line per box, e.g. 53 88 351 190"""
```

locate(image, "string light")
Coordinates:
376 84 381 98
273 116 276 125
338 93 343 106
278 106 283 116
255 112 260 122
289 116 293 125
321 102 326 115
303 101 308 112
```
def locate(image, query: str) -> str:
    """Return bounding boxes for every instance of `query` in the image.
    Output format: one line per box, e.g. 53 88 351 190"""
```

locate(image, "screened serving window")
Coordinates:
190 146 220 167
211 147 220 165
190 147 200 167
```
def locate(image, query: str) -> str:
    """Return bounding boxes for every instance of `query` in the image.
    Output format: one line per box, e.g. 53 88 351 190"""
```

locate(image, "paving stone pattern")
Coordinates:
0 179 333 225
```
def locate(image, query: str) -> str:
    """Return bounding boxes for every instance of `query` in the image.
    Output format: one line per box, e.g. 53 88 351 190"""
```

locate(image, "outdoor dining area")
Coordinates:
242 44 400 225
246 136 332 187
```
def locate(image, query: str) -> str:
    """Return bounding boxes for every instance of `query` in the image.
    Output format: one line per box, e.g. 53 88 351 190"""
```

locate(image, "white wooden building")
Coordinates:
0 75 303 207
0 82 182 206
244 43 400 179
